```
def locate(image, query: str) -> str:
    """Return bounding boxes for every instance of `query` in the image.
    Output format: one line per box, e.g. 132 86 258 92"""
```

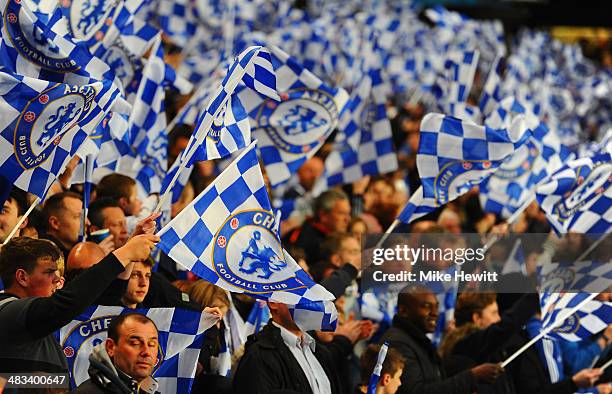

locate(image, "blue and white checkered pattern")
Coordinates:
157 141 338 331
244 300 271 337
535 152 611 234
313 68 397 194
443 49 479 106
156 0 197 48
501 239 527 276
540 293 612 342
397 113 532 224
539 259 612 297
56 305 218 392
0 0 116 85
0 70 123 199
479 54 504 117
237 44 349 189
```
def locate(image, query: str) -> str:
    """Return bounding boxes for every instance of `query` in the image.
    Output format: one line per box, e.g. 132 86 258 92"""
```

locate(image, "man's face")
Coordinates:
123 186 142 217
106 318 158 382
0 198 23 242
383 369 403 394
336 237 360 268
24 257 61 297
124 262 152 307
54 197 84 248
475 302 500 329
297 157 324 191
101 207 129 249
321 199 351 233
404 292 439 333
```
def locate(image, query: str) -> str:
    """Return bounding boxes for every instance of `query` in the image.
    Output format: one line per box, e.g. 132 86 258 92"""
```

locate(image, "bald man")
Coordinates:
65 242 134 305
380 285 504 394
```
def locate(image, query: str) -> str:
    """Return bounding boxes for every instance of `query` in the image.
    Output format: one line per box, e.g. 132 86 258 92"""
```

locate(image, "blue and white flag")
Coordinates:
56 305 218 392
244 300 271 336
313 67 397 194
367 343 388 394
479 54 504 117
237 44 349 188
157 141 338 331
0 0 116 85
540 293 612 342
535 152 611 234
501 239 527 275
397 113 532 224
0 70 125 199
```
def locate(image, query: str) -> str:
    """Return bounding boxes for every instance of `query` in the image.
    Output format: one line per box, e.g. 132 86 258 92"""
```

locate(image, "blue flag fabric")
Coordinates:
536 152 611 234
397 113 532 224
56 305 218 392
244 300 271 336
157 141 337 331
0 70 125 198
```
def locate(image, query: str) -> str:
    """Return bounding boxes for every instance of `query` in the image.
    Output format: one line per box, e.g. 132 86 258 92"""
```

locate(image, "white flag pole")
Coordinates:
2 197 41 246
501 292 599 368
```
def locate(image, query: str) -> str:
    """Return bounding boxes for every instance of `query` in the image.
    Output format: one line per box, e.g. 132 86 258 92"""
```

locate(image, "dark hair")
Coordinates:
88 198 122 228
360 344 405 386
309 261 337 283
97 174 136 201
319 233 357 263
41 192 82 231
107 313 158 342
313 189 349 218
454 292 497 327
0 237 61 288
7 188 28 216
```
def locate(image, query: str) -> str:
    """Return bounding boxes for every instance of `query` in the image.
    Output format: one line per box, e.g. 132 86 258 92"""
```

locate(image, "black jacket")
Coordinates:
233 321 353 394
283 220 330 266
380 316 476 394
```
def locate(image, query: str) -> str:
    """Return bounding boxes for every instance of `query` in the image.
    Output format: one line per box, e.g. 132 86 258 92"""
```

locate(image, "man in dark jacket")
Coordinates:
75 313 161 394
0 234 158 374
233 301 354 394
380 285 504 394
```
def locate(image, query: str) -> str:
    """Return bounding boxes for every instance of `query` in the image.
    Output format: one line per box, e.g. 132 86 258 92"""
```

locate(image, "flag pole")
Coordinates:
2 196 41 246
482 194 536 253
501 292 599 368
573 232 609 263
601 357 612 372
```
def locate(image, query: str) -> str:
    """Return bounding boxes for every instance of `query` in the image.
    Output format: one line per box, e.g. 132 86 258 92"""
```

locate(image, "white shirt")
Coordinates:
272 322 331 394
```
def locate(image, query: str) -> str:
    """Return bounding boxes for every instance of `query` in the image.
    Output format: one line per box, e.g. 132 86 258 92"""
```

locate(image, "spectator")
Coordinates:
74 313 160 393
320 233 361 268
0 188 28 243
97 174 144 233
122 259 154 309
233 301 354 394
454 292 500 329
437 209 461 235
88 198 129 250
0 234 158 373
40 191 87 260
380 285 504 394
284 189 351 265
357 344 406 394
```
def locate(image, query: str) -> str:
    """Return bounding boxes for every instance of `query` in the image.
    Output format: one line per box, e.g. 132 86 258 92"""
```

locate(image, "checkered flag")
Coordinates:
157 141 338 331
0 70 125 199
244 300 271 337
56 306 218 392
397 113 532 224
539 293 612 342
0 0 117 85
237 44 349 189
535 152 611 234
313 67 397 194
479 54 505 117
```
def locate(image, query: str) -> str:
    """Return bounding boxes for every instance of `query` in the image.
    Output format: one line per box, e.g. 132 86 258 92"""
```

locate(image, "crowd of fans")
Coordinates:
0 38 611 394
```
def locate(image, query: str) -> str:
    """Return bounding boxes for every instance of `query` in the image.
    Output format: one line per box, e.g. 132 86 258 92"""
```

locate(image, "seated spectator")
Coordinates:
122 259 154 309
0 188 28 243
74 313 160 393
0 234 158 373
88 198 129 250
357 344 406 394
284 189 351 265
380 285 504 394
233 301 354 394
40 191 88 260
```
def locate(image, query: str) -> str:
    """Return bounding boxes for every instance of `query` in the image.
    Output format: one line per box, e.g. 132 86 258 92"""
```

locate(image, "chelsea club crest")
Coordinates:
256 88 338 154
212 209 306 294
493 140 539 180
4 0 79 71
433 160 493 205
14 83 95 170
60 0 117 44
